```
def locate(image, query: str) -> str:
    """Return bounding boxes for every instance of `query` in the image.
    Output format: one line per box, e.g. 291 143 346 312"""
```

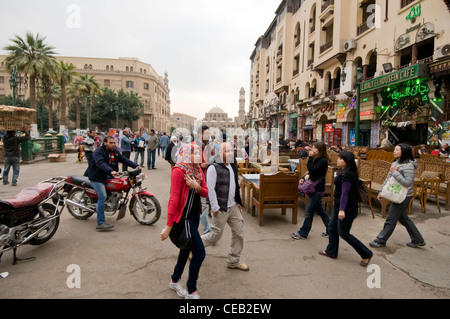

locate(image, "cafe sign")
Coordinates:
360 64 427 94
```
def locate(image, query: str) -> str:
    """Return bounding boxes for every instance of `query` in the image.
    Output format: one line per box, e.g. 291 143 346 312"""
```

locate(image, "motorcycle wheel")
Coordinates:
66 188 95 220
29 204 60 246
129 194 161 225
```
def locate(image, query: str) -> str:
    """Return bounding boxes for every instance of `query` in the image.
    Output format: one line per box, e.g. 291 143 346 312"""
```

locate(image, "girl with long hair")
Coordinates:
370 144 425 248
319 151 373 266
291 141 330 239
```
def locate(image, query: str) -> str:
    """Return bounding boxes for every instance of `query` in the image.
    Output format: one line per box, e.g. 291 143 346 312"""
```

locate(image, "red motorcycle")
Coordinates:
64 169 161 225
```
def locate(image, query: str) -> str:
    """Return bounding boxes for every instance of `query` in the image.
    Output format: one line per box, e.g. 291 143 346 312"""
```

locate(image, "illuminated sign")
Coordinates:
406 4 421 22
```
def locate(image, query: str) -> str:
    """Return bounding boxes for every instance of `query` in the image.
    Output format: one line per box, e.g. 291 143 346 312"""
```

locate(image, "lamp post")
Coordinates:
341 62 364 146
111 102 122 130
9 65 19 106
87 95 92 131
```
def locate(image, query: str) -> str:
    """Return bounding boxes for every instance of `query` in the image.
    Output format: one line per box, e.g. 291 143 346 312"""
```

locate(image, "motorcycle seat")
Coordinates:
70 175 93 188
1 183 54 208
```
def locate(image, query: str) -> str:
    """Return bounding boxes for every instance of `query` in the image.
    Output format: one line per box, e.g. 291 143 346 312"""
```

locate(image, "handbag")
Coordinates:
298 178 321 195
169 189 195 250
380 175 408 204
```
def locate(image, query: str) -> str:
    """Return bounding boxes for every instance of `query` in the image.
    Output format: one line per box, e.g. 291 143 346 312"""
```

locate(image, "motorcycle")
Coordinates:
0 177 67 265
64 169 161 225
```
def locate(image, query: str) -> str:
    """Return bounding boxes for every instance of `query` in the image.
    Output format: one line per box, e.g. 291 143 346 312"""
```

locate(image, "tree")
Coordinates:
3 32 57 123
55 61 77 129
73 74 103 129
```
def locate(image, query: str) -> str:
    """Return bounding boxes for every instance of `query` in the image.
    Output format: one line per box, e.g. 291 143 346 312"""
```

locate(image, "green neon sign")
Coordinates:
406 4 421 22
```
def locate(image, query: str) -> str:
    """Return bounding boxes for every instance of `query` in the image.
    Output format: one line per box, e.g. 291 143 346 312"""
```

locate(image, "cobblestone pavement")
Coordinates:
0 152 449 300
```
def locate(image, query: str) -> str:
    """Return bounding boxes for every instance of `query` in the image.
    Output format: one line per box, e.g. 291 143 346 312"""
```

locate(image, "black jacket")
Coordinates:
88 145 137 183
2 132 31 157
307 156 328 193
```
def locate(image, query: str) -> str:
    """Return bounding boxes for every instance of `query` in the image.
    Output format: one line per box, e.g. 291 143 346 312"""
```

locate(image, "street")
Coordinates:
0 152 449 301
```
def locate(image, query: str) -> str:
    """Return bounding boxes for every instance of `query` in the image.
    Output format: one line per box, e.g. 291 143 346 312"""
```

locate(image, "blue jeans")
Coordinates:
171 213 205 294
298 192 330 238
325 208 372 259
134 150 145 166
3 157 20 184
161 146 168 158
200 197 211 234
147 149 156 168
90 181 107 225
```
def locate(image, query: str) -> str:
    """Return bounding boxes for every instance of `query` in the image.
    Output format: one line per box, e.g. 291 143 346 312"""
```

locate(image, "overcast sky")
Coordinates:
0 0 278 120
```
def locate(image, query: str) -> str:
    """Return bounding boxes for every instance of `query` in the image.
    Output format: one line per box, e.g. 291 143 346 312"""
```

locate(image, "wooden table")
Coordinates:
242 174 260 209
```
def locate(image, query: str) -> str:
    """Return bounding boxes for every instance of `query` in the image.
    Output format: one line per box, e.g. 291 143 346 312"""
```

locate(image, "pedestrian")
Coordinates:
2 125 31 186
165 135 179 167
160 142 208 299
195 125 212 235
291 140 330 239
146 129 159 170
201 142 249 271
88 136 140 231
134 131 146 166
83 130 98 177
370 144 426 248
120 128 133 171
159 132 170 159
319 151 373 267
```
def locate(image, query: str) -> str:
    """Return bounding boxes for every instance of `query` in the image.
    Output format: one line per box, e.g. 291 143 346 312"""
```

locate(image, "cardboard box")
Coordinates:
48 154 67 162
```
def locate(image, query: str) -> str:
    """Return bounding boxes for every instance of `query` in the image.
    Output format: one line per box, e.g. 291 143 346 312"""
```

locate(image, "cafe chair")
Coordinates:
251 172 299 226
422 177 442 214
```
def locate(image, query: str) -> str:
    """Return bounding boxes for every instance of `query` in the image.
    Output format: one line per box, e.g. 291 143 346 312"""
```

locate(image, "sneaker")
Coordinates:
3 181 9 185
11 182 17 187
185 291 200 299
321 232 329 238
96 223 114 231
406 241 426 248
291 232 306 240
169 280 187 298
228 263 250 271
369 240 385 248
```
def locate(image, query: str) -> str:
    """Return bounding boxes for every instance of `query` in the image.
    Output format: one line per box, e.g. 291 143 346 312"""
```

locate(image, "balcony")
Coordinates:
357 21 373 36
320 40 333 54
320 0 335 20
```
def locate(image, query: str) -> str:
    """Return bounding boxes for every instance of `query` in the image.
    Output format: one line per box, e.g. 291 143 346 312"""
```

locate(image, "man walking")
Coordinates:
120 128 133 171
134 131 146 166
146 129 159 170
89 136 140 231
159 132 170 159
201 142 249 271
2 125 31 187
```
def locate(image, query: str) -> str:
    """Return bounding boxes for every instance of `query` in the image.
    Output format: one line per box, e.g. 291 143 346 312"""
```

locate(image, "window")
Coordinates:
144 83 149 90
104 79 110 87
0 76 4 84
401 0 416 9
126 81 134 88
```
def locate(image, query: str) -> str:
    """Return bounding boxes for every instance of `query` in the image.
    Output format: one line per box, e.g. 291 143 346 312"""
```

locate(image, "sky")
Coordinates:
0 0 278 120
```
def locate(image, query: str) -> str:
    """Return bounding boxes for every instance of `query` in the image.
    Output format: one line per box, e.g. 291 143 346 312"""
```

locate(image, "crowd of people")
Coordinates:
1 125 429 299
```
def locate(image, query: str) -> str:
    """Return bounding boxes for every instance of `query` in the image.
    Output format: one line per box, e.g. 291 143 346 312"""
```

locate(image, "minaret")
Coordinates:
238 87 246 125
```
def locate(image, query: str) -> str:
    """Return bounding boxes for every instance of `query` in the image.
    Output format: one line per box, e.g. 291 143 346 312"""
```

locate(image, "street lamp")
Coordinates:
110 102 122 130
87 95 92 131
341 61 364 146
9 65 19 106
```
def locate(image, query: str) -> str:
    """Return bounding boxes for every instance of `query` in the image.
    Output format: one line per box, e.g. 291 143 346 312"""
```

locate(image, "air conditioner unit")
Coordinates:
344 39 357 52
434 44 450 60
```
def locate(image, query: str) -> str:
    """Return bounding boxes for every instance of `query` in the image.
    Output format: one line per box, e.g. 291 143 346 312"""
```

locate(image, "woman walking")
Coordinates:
291 141 330 239
319 151 373 266
160 143 208 299
370 144 426 248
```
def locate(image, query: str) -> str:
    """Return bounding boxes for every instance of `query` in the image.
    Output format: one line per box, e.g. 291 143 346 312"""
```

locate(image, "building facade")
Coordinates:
0 55 171 133
249 0 450 147
170 112 197 134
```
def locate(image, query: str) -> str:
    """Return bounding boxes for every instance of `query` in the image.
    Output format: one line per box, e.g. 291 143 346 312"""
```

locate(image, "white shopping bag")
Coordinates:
380 176 408 204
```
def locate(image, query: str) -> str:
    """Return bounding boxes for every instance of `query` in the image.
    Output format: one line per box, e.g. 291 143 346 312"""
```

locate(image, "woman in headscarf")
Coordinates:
160 142 208 299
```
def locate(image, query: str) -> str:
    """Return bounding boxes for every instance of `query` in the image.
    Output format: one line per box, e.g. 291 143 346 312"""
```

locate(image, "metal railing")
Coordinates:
21 134 65 162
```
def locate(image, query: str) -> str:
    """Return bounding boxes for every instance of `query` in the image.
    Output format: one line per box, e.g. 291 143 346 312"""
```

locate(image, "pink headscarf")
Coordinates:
175 143 203 182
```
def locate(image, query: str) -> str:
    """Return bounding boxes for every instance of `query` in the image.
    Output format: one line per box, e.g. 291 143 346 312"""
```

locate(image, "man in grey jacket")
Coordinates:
146 129 159 170
2 125 31 186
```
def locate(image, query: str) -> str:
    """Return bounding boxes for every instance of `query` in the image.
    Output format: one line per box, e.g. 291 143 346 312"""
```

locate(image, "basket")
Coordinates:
0 105 36 131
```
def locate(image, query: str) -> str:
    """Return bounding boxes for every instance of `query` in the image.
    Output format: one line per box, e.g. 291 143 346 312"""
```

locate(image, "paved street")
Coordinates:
0 152 449 300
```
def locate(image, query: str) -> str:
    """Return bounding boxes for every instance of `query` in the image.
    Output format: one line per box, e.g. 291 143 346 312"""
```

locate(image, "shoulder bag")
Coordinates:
169 189 195 250
380 165 408 204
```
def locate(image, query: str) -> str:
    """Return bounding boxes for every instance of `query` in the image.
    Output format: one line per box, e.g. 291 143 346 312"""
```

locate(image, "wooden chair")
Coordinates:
238 168 260 209
408 179 424 215
322 165 338 214
422 177 442 214
251 172 300 226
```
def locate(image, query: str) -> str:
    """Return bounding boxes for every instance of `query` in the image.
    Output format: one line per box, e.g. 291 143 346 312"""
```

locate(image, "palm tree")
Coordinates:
73 74 103 130
3 32 57 123
55 61 77 130
68 81 83 130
